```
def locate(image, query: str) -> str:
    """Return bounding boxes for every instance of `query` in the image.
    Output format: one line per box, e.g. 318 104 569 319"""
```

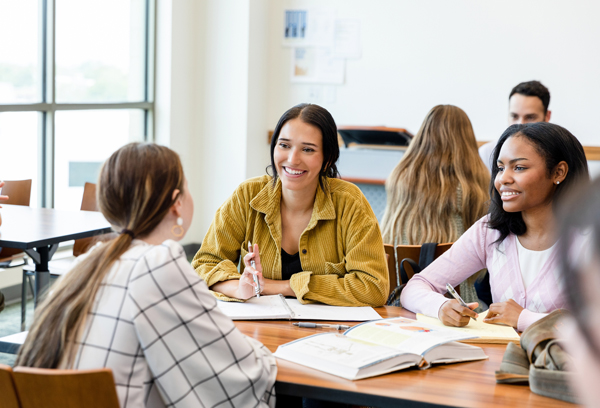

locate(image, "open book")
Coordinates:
217 294 381 321
416 310 520 344
274 317 487 380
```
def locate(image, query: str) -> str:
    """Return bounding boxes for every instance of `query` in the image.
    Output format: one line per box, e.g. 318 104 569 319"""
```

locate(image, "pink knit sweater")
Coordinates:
400 216 566 332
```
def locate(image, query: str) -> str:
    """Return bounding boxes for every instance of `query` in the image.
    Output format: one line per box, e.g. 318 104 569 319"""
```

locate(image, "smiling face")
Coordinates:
494 135 557 214
274 118 324 195
508 94 550 125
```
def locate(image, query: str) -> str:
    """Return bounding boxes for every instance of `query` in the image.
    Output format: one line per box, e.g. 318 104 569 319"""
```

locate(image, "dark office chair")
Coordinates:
337 126 413 147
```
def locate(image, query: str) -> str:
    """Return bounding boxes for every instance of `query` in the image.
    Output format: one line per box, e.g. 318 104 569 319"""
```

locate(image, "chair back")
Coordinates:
384 244 397 292
395 243 453 284
337 126 413 148
0 364 21 408
79 182 99 212
0 180 32 261
12 367 120 408
73 183 115 257
1 180 32 206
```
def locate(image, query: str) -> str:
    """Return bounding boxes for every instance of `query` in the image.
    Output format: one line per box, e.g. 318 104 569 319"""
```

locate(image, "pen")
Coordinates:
293 322 351 330
248 241 260 298
446 283 476 321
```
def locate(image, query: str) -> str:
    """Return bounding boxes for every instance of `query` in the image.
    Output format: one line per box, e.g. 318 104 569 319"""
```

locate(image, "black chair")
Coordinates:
337 126 413 147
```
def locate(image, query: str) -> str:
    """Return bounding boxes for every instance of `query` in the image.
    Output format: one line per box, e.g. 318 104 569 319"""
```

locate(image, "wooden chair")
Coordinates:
0 180 32 266
384 244 397 294
395 243 453 284
12 367 120 408
0 364 21 408
0 180 32 207
73 182 111 257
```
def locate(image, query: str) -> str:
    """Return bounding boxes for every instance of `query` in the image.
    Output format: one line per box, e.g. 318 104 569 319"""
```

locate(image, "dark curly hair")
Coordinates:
487 122 589 244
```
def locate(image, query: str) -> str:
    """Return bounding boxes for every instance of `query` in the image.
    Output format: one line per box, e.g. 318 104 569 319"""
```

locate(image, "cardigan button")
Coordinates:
302 249 307 254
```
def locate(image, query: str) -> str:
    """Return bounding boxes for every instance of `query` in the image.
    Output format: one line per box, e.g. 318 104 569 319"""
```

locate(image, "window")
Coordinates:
0 0 155 208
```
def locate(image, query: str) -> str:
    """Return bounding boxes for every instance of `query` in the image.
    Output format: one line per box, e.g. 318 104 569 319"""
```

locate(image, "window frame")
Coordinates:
0 0 156 207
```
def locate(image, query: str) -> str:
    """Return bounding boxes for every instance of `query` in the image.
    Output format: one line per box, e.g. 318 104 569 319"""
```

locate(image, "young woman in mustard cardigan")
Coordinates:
192 104 389 307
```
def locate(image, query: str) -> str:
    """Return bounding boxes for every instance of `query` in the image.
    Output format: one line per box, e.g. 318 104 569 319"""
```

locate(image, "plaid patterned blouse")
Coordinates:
73 240 276 407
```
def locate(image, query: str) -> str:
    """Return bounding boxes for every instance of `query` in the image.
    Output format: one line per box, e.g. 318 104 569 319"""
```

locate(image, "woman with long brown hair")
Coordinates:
193 103 388 307
16 143 276 408
381 105 490 304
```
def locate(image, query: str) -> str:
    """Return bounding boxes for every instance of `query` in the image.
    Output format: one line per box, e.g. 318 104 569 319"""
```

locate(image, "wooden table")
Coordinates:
0 204 111 310
235 306 575 408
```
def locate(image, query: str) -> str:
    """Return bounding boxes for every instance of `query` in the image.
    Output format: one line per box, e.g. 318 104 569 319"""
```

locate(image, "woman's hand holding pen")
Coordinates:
238 243 265 300
438 299 479 327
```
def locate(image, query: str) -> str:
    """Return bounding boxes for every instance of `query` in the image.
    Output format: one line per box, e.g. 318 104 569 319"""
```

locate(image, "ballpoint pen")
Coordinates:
248 241 260 298
292 322 351 330
446 283 476 321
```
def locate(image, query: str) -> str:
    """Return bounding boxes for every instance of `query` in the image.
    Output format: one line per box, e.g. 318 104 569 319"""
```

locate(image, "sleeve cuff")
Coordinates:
289 271 314 304
517 309 548 332
210 290 244 303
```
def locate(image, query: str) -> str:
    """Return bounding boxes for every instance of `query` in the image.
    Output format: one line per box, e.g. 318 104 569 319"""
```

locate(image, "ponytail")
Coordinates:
16 143 184 368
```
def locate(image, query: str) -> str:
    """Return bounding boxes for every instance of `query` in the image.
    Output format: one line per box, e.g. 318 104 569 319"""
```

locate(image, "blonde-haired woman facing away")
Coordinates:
381 105 490 305
16 143 276 408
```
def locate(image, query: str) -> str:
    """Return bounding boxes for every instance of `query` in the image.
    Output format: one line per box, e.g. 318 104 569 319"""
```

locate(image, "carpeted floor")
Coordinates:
0 299 34 366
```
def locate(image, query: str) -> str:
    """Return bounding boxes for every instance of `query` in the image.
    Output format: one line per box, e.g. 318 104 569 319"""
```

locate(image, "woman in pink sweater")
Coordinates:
401 122 589 331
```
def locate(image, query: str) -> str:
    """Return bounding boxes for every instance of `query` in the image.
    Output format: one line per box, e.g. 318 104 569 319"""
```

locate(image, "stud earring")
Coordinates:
172 217 184 237
556 181 560 185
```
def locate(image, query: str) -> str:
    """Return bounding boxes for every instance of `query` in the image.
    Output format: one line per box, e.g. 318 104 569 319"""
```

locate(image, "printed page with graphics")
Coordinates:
344 317 478 356
274 317 487 380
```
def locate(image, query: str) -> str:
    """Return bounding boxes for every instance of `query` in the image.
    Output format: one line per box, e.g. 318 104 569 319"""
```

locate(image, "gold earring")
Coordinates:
172 217 184 237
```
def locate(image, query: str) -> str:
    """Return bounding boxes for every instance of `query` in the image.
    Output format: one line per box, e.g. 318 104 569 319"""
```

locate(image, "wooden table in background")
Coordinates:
235 306 575 408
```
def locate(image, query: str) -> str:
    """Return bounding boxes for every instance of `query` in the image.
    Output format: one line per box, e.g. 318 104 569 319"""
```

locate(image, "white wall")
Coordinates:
159 0 600 244
157 0 272 244
266 0 600 146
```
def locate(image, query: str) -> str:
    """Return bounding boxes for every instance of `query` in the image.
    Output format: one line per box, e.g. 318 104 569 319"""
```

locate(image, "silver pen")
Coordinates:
446 283 476 321
248 241 260 298
293 322 351 330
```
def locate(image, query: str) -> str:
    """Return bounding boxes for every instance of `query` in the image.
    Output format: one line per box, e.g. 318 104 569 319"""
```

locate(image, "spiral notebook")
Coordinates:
216 294 381 321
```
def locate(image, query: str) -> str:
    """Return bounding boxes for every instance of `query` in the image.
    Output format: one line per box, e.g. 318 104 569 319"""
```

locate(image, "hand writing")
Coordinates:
438 299 479 327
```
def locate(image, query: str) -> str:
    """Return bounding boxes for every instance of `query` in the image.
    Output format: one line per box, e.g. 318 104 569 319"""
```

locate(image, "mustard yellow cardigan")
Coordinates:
192 175 389 307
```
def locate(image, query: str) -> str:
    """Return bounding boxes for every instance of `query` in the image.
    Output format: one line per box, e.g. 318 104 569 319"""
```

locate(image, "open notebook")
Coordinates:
416 310 520 344
274 317 487 380
216 294 381 321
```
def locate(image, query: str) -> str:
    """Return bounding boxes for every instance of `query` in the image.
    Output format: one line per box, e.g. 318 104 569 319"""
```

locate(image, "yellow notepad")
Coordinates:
416 311 520 344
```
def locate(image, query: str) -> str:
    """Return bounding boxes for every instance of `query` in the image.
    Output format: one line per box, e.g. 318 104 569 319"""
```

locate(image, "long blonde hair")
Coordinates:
16 143 185 368
381 105 489 244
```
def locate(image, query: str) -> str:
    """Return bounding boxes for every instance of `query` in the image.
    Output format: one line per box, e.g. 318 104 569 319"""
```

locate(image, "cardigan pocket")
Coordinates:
324 261 346 277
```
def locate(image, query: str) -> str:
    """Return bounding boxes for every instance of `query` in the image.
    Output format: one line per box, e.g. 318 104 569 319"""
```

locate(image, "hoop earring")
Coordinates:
172 217 184 238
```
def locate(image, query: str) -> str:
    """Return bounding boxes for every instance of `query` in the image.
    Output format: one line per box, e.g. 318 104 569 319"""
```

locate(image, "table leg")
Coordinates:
24 244 58 309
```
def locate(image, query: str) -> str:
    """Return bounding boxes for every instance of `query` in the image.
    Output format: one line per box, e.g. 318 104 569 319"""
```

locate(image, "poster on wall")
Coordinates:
291 47 345 84
283 9 335 47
